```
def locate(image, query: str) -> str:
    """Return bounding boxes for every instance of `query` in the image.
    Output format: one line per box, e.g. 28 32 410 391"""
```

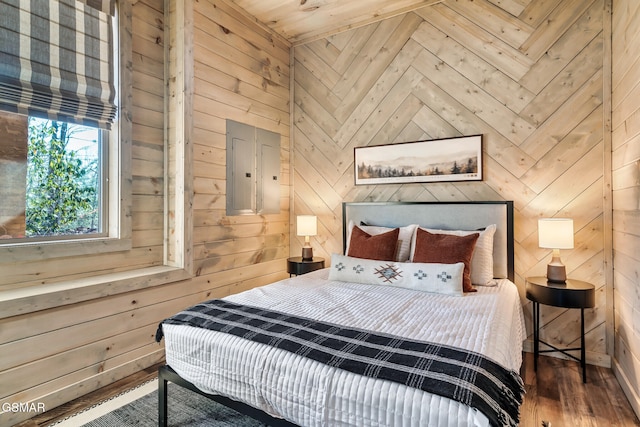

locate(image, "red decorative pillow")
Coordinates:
347 226 400 261
412 228 479 292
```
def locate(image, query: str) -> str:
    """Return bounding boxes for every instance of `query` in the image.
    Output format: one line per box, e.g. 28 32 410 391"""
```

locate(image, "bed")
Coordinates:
156 201 525 427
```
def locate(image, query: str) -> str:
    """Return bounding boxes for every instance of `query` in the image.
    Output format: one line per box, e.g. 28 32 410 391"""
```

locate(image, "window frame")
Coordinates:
0 1 132 262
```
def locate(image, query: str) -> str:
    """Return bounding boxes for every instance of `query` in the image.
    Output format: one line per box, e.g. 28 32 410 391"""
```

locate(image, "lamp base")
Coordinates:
547 264 567 283
301 246 313 261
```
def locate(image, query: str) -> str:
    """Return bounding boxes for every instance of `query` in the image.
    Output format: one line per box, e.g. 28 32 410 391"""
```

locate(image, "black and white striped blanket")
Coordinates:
156 299 524 427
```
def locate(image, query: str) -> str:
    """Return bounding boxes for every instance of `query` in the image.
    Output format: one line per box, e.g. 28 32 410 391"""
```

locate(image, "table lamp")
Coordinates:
297 215 317 261
538 218 574 283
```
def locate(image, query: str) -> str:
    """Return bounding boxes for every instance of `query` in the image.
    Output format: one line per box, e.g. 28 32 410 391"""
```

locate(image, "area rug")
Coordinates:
51 380 267 427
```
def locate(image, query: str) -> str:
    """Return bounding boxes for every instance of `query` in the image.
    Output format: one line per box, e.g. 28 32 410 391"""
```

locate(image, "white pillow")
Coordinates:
345 220 417 262
328 253 464 296
409 224 497 286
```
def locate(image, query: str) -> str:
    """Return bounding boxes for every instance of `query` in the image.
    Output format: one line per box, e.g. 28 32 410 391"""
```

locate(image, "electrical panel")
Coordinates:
226 120 280 216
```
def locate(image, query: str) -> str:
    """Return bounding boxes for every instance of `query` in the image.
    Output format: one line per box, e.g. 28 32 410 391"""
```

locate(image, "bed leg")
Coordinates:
158 366 168 427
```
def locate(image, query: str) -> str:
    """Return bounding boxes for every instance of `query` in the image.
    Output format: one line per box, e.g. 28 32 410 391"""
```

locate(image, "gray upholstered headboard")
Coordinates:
342 201 514 282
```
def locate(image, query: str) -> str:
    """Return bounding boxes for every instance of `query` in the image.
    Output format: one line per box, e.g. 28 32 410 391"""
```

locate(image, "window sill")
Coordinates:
0 237 133 263
0 265 192 319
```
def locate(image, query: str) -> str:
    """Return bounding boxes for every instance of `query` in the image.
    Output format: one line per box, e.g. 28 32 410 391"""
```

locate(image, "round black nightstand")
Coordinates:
526 276 595 383
287 257 325 276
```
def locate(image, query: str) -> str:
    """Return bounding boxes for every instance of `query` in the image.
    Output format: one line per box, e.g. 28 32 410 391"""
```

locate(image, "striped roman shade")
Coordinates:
0 0 117 129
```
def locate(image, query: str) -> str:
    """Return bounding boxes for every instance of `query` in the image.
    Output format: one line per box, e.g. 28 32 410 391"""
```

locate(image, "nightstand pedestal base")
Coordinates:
533 301 587 383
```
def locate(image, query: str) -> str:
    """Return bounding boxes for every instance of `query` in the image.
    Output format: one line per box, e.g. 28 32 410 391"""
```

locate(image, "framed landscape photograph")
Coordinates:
354 135 483 185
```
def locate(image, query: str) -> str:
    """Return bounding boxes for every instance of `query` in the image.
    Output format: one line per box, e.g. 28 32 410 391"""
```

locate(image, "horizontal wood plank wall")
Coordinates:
0 1 167 424
292 0 610 367
612 0 640 418
0 0 290 425
188 0 291 287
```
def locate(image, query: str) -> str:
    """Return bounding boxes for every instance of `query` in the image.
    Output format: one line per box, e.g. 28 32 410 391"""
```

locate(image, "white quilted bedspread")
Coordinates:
162 268 526 427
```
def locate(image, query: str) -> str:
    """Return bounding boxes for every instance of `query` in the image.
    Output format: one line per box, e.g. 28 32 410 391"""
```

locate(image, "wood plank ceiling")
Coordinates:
229 0 443 45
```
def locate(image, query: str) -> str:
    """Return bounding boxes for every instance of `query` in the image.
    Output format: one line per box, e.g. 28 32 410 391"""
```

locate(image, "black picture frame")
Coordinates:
354 134 483 185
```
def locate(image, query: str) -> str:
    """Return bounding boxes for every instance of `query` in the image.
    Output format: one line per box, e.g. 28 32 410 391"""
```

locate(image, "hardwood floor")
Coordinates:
520 353 639 427
15 355 640 426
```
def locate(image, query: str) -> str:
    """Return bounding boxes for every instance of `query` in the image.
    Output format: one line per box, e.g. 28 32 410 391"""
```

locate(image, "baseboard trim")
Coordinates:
613 359 640 421
522 339 611 368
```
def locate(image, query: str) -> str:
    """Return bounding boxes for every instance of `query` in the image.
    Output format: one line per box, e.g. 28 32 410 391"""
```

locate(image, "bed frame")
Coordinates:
158 364 296 427
159 200 515 426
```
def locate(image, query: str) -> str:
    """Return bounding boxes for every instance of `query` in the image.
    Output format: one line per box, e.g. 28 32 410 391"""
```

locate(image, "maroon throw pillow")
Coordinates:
347 226 400 261
413 228 479 292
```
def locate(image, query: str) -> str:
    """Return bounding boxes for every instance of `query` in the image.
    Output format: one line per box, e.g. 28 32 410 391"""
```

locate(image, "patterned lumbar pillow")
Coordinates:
328 254 464 296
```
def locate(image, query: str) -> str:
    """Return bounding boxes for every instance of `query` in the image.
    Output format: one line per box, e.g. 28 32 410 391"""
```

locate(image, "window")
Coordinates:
0 0 131 258
0 111 109 241
24 116 104 239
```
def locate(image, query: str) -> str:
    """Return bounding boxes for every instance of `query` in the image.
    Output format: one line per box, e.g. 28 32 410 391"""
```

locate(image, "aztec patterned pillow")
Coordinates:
328 254 464 297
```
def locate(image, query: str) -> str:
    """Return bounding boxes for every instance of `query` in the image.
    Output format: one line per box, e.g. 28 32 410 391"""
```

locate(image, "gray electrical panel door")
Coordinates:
226 120 280 216
257 128 281 214
226 120 256 215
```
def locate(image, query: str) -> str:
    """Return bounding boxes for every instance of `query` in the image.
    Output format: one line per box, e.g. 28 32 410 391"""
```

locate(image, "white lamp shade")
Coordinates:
538 218 574 249
296 215 317 237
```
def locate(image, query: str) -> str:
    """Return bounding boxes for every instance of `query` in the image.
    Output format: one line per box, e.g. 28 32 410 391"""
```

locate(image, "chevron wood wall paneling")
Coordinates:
292 0 609 365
